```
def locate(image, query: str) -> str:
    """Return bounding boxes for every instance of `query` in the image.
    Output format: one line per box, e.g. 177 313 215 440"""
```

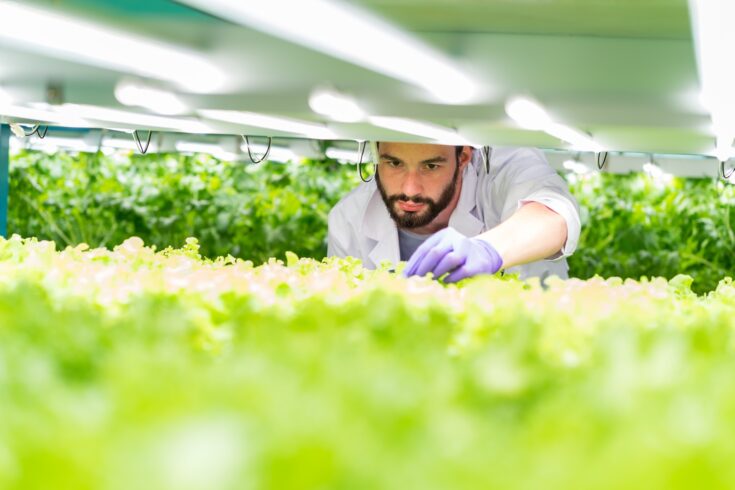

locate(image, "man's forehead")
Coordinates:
378 142 455 157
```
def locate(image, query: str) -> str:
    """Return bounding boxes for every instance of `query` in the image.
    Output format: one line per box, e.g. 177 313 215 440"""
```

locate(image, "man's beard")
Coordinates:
375 163 460 229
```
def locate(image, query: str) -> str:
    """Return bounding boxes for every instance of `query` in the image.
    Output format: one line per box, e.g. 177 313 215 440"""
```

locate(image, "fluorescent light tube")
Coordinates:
309 88 365 123
545 123 605 153
0 1 226 93
689 0 735 158
200 109 336 140
506 96 604 152
177 0 479 104
115 81 188 116
0 104 90 127
368 116 470 145
505 97 552 131
60 104 214 133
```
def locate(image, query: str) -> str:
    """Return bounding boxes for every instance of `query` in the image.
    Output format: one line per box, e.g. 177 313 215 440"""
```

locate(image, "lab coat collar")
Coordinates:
363 186 400 268
448 162 485 237
361 162 486 269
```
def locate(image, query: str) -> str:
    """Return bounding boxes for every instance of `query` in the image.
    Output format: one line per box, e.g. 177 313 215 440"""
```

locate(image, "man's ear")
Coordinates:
458 146 473 169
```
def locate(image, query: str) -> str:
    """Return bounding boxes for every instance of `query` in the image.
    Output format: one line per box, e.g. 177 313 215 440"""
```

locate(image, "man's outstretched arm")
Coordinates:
403 203 568 282
477 201 567 270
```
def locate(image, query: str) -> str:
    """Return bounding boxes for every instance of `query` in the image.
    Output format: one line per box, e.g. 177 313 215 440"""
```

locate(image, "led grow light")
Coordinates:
689 0 735 160
0 1 226 93
505 97 604 152
200 110 336 140
309 88 365 123
368 117 471 145
60 104 213 133
177 0 480 104
115 81 188 116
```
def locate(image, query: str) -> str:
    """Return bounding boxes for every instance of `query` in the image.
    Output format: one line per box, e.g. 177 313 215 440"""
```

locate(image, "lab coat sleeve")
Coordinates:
494 148 581 260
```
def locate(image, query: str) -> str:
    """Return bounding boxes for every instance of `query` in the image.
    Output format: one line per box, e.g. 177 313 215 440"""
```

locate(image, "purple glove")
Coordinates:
403 227 503 283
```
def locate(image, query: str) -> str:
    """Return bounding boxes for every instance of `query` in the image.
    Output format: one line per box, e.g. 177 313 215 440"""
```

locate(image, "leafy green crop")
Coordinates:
9 150 735 293
567 171 735 293
8 150 358 264
2 235 735 489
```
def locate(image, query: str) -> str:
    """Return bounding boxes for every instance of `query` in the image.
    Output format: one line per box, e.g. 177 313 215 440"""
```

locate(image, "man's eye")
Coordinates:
424 163 439 171
383 160 401 168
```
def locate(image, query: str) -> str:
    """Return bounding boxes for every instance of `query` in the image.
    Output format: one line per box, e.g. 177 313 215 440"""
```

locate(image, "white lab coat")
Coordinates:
327 147 581 281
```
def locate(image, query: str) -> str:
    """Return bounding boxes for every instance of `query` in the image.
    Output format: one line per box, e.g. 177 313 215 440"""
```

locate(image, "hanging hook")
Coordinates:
596 151 609 170
18 124 39 137
480 145 492 174
720 159 735 180
132 130 153 154
242 135 272 164
18 124 49 139
357 141 374 183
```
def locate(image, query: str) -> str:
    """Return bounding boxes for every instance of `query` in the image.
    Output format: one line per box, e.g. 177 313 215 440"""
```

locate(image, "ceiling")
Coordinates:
0 0 713 158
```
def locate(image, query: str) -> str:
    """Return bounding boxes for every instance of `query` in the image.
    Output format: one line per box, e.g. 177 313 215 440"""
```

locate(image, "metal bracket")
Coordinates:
242 135 272 164
132 130 153 154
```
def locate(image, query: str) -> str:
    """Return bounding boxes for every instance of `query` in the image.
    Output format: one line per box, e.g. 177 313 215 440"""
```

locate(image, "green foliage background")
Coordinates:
567 172 735 294
7 150 735 293
8 150 358 265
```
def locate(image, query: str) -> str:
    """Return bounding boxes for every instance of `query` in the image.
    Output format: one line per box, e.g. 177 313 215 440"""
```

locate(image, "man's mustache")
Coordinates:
388 194 435 205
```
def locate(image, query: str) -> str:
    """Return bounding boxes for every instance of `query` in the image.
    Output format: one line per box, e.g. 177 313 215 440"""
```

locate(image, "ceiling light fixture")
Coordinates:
177 0 479 104
200 109 336 140
0 1 226 93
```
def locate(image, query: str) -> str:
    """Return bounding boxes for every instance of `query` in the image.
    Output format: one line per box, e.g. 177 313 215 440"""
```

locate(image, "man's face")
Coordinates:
375 142 465 229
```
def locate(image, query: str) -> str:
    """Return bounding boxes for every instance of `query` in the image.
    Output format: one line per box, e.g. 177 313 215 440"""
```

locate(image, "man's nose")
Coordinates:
401 170 423 196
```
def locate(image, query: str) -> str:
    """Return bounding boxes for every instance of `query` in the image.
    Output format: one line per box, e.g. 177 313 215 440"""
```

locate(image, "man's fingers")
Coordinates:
432 252 465 279
413 237 455 277
444 265 472 284
404 229 451 276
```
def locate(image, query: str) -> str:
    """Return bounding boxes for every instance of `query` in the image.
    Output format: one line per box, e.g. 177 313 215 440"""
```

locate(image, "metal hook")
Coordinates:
132 130 153 154
357 141 373 183
242 135 271 164
19 124 39 137
596 151 609 170
35 125 48 139
480 145 492 174
720 159 735 180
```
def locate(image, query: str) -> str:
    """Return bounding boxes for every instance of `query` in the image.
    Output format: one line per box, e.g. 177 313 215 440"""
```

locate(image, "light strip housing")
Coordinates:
368 116 470 145
505 97 604 153
200 109 336 140
689 0 735 160
0 1 226 93
177 0 479 104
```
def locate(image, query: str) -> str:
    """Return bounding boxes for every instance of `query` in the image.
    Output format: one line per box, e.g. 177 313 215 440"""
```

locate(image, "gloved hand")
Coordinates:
403 227 503 283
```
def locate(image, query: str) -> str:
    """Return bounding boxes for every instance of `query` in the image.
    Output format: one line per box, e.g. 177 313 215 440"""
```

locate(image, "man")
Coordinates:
327 142 580 282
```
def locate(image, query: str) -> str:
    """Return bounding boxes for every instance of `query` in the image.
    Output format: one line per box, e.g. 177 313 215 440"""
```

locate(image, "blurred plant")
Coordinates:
566 171 735 294
8 150 359 264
